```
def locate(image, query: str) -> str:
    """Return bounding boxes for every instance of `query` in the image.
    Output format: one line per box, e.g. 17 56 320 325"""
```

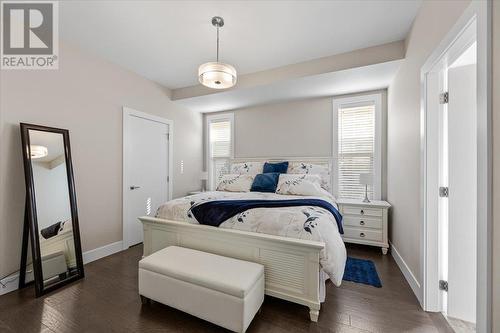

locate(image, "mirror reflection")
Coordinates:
29 129 78 287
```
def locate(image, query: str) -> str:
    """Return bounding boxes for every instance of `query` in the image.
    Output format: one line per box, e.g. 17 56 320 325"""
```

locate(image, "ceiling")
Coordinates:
60 1 421 89
177 60 403 113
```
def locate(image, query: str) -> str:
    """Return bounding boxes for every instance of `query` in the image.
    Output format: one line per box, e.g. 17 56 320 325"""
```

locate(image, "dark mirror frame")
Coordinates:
19 123 84 297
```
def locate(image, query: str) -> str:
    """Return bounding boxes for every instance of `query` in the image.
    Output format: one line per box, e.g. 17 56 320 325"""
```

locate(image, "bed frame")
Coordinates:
140 217 324 321
140 157 333 321
40 227 77 268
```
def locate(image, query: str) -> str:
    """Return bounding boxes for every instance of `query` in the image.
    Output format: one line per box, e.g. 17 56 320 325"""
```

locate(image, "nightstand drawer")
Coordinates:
343 216 382 229
343 227 383 242
342 206 383 217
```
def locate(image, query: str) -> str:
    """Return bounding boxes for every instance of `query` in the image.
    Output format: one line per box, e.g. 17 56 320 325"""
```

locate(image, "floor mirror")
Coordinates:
19 123 84 296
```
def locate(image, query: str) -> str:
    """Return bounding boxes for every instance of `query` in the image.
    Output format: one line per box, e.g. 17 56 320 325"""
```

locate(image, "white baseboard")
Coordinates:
390 241 422 305
82 240 123 264
1 240 123 296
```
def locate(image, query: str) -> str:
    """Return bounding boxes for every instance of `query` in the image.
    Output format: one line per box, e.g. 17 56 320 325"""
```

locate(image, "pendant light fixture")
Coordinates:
198 16 237 89
30 145 48 159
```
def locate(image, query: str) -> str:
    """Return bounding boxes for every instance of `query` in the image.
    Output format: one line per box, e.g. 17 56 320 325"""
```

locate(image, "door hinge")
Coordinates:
166 133 170 141
439 186 449 197
439 280 448 292
167 176 170 182
439 92 449 104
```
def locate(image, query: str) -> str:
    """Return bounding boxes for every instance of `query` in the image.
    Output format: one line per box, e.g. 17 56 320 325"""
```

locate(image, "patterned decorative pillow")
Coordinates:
276 174 330 197
288 162 331 191
230 162 264 175
216 174 255 192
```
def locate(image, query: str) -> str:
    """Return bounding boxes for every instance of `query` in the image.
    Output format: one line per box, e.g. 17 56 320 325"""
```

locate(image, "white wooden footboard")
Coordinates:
139 216 324 322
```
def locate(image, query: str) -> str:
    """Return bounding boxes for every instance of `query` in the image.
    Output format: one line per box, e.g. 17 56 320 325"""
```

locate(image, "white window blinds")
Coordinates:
337 103 376 199
209 120 231 158
207 116 233 189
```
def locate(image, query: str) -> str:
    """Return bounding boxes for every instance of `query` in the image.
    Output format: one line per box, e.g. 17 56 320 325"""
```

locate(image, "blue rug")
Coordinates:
343 257 382 288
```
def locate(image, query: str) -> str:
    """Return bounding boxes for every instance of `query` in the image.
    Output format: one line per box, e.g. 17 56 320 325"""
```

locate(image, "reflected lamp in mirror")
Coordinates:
359 173 373 203
30 145 48 159
200 171 209 192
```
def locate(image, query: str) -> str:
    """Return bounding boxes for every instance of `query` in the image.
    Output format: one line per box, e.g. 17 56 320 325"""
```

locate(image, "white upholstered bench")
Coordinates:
138 246 265 333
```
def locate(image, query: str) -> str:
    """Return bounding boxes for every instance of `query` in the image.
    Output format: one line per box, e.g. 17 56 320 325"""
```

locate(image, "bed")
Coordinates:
139 157 346 321
39 221 76 282
40 221 77 269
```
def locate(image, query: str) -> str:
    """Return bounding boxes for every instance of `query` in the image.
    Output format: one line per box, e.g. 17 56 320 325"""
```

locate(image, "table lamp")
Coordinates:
200 171 209 191
359 173 373 203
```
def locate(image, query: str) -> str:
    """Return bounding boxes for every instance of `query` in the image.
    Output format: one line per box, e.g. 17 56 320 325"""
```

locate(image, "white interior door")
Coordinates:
125 113 169 248
446 61 477 323
422 15 488 329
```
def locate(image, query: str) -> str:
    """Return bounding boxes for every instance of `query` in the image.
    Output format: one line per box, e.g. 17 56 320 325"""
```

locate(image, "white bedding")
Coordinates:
155 191 346 286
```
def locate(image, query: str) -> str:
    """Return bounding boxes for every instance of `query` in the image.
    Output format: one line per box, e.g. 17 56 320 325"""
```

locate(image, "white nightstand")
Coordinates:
337 199 391 255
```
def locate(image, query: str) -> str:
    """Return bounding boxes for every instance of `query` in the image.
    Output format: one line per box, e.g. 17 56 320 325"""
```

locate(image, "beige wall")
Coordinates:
233 98 333 158
206 89 388 198
0 42 203 279
493 1 499 331
387 0 470 289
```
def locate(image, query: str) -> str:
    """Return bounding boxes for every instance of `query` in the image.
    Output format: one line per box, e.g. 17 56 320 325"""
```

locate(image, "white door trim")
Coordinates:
122 106 173 250
419 2 492 332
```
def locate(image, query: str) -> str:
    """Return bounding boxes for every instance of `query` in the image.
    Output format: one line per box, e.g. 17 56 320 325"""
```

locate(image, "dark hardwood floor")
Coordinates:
0 244 453 333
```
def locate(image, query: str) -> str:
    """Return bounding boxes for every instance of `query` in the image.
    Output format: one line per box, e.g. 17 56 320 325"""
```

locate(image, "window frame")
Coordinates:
205 113 234 190
332 93 382 200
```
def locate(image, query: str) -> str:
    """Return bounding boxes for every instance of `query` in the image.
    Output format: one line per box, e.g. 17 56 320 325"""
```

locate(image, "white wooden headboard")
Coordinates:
229 157 334 193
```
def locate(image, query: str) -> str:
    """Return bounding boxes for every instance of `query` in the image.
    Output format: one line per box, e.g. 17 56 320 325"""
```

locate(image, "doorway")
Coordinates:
425 20 477 329
443 42 477 328
122 107 173 249
420 3 492 332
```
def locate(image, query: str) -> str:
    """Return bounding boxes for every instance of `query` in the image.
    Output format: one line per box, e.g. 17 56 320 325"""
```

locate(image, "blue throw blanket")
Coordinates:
190 199 343 234
40 221 62 239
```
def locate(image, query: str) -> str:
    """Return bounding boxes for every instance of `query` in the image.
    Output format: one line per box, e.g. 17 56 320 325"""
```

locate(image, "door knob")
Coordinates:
130 186 141 190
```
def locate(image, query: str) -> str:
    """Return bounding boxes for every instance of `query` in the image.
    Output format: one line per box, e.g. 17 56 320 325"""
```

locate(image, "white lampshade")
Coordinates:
200 171 209 180
198 62 237 89
359 173 373 185
30 145 48 159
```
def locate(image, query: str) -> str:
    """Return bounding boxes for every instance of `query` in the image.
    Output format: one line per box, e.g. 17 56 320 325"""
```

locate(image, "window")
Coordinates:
333 94 382 200
206 113 234 190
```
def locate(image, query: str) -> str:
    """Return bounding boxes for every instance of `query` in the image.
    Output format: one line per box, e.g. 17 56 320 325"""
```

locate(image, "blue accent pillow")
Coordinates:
263 161 289 174
250 173 280 193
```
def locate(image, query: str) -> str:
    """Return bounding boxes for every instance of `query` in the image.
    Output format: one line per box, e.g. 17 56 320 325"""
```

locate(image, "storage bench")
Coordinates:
139 246 264 332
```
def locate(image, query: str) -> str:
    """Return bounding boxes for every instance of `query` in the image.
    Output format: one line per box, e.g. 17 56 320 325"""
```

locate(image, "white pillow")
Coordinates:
216 174 255 192
276 174 330 197
288 162 331 191
230 162 264 175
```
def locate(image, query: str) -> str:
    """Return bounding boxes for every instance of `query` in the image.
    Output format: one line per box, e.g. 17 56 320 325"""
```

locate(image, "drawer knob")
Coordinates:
360 209 364 215
360 221 365 226
360 232 365 238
